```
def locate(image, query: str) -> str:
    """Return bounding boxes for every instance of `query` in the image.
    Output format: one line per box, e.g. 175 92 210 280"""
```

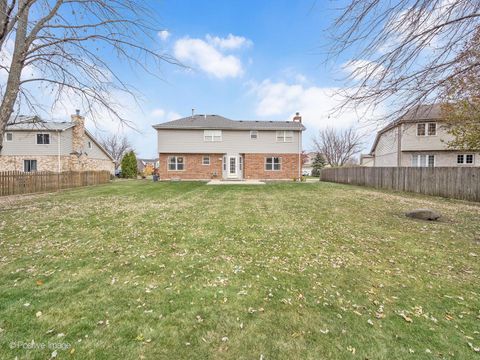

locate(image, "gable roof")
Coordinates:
6 116 75 131
153 114 306 131
370 104 444 153
5 115 114 161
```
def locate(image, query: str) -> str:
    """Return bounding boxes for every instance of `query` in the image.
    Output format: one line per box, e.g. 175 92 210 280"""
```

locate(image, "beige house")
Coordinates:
153 113 305 180
0 112 114 173
366 104 479 167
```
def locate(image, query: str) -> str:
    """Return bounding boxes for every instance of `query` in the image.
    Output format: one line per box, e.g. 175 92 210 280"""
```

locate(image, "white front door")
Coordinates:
228 156 237 178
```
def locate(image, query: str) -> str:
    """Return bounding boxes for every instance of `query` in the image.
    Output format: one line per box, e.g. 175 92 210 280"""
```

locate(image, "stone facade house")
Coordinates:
0 112 114 173
366 104 480 167
153 114 305 180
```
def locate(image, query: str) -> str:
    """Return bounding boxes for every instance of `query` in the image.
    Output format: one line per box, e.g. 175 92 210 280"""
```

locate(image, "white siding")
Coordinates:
401 122 453 151
401 151 480 167
373 127 398 166
2 130 72 156
157 129 301 154
84 134 110 160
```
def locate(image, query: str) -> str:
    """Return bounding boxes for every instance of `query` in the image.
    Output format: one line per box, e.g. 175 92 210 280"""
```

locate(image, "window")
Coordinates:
457 154 474 165
250 130 258 139
87 141 92 149
36 133 50 144
239 156 243 171
276 131 293 142
5 132 13 141
204 130 222 142
265 157 281 171
417 123 436 136
24 160 37 172
168 156 184 171
223 156 227 171
202 156 210 165
411 154 435 167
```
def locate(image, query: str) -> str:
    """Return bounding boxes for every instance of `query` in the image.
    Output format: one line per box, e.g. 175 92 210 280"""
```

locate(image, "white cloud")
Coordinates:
206 34 252 50
157 30 171 41
174 37 244 78
251 79 384 131
150 108 166 117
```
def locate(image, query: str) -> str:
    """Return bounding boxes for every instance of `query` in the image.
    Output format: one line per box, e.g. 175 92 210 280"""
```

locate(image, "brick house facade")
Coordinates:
154 114 305 181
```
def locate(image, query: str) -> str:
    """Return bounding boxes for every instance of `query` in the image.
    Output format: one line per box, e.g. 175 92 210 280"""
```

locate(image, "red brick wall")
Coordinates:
158 153 223 180
244 153 300 180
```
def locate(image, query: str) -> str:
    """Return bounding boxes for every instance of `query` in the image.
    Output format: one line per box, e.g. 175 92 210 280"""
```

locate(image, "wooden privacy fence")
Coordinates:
0 171 111 196
320 167 480 202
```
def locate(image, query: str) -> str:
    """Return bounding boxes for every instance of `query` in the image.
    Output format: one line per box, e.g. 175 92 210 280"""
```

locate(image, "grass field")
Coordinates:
0 180 479 359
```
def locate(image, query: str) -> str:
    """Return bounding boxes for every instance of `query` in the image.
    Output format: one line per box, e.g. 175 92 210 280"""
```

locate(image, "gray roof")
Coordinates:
6 116 75 131
153 114 306 131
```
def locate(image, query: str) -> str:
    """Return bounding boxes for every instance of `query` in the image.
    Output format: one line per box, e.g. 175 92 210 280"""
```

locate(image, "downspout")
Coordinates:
57 130 61 172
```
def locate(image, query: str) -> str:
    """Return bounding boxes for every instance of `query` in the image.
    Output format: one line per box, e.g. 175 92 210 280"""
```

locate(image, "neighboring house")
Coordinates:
0 111 115 173
359 154 374 167
368 104 480 167
153 113 305 180
302 152 317 176
137 158 159 174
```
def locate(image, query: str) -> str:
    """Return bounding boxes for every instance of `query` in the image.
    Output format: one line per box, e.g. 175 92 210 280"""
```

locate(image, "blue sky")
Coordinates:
50 0 381 157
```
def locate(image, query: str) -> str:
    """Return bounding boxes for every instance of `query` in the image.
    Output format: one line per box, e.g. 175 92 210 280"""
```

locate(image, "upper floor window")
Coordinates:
36 133 50 144
417 122 436 136
168 156 184 171
204 130 222 142
250 130 258 139
5 132 13 141
276 131 293 142
265 157 281 171
87 141 92 149
411 154 435 167
457 154 474 165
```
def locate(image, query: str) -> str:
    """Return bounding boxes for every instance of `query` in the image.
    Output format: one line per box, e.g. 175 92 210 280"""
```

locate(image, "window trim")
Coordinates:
411 154 435 167
5 132 13 142
202 155 210 165
276 130 294 143
457 153 474 165
167 156 185 171
204 130 222 142
250 130 258 139
265 157 282 171
36 133 50 145
416 122 437 137
23 159 37 172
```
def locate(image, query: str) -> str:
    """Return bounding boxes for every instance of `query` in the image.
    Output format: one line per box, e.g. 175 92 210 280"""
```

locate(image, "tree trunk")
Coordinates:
0 0 29 153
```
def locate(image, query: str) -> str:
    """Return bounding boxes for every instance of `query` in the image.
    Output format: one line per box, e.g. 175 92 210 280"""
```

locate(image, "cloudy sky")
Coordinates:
22 0 387 158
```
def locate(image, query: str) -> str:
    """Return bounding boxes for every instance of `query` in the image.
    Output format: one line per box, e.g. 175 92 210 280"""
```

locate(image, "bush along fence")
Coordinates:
0 171 111 196
320 167 480 202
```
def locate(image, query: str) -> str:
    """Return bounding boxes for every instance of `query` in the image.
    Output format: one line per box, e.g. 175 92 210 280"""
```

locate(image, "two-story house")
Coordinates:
0 111 114 173
153 113 305 180
368 104 479 167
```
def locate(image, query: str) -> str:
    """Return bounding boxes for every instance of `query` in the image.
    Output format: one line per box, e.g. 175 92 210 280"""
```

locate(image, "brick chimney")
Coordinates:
293 112 302 123
71 109 85 155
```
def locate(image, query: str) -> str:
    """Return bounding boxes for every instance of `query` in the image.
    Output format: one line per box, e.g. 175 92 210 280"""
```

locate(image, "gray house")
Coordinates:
0 112 114 173
367 104 479 167
153 113 305 180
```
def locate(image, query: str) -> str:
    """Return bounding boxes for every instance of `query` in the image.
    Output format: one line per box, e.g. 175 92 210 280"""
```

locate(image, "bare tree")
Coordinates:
99 133 132 170
0 0 179 153
329 0 480 121
313 127 363 167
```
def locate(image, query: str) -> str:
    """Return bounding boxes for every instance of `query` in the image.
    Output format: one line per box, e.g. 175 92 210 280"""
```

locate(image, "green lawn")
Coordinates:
0 181 479 359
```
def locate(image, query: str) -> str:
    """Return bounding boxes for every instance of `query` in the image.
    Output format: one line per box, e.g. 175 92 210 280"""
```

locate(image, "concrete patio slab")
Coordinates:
207 179 265 185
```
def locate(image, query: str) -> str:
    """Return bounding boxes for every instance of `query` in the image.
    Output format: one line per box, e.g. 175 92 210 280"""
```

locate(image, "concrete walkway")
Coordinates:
206 179 265 185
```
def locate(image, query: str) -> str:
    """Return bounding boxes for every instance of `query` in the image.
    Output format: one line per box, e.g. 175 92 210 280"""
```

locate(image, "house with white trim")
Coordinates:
0 111 114 173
